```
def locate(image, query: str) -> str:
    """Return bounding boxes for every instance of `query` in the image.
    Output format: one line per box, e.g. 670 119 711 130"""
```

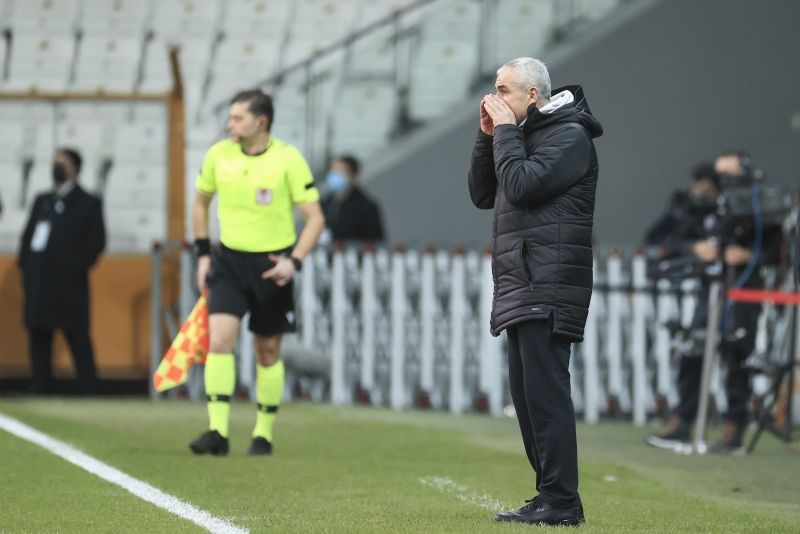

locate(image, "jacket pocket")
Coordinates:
520 240 534 290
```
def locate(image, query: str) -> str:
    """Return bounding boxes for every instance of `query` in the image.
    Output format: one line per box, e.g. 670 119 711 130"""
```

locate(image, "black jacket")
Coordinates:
469 85 603 341
662 205 783 289
18 185 106 331
321 186 385 242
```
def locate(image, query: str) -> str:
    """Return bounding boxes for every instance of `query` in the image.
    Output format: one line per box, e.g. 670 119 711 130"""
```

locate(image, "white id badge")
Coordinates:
30 221 52 252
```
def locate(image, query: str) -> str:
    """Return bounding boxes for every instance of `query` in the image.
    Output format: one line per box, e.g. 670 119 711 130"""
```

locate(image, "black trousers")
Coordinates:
29 328 98 395
507 317 580 509
676 295 759 427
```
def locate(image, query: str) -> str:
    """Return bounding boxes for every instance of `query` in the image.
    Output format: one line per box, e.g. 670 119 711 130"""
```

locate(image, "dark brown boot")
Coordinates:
710 422 746 454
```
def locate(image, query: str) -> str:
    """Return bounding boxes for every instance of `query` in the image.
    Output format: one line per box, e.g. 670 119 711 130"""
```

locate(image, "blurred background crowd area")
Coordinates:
0 0 798 403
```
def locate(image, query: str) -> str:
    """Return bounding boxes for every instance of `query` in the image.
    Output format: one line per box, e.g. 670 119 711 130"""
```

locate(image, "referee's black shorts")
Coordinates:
206 244 297 337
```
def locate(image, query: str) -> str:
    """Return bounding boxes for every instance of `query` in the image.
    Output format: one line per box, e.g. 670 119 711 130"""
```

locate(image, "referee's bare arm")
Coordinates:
292 201 325 262
193 189 214 292
262 201 325 287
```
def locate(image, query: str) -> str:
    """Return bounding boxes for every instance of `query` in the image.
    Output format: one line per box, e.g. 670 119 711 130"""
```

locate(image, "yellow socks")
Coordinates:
253 360 285 442
205 353 236 438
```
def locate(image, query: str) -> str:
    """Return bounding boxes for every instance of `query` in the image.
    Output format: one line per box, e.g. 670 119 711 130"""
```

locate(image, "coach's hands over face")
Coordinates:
262 254 296 286
480 99 495 136
482 94 516 132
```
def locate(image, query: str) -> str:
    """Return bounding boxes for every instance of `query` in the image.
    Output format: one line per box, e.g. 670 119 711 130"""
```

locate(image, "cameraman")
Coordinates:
647 152 783 453
643 164 718 248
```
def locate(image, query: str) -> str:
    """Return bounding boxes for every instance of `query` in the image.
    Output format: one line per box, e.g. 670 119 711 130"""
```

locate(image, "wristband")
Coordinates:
290 256 303 272
194 238 210 257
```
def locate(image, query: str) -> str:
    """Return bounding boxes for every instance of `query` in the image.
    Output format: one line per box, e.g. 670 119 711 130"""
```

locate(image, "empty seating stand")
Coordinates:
1 0 623 253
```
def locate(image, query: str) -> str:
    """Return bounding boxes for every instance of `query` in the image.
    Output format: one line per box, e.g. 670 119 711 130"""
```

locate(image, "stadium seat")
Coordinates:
58 101 133 123
139 38 213 93
111 121 168 165
10 0 80 35
0 208 27 254
204 78 254 116
495 0 553 64
282 37 331 67
185 148 207 179
0 0 12 31
270 83 308 154
104 185 167 212
72 35 142 93
282 38 350 76
420 0 479 41
409 39 477 121
24 160 54 206
0 163 24 211
0 100 55 127
212 38 282 86
132 102 169 123
356 0 408 28
104 165 167 211
0 122 28 164
4 35 76 93
221 0 293 38
105 207 167 253
346 33 395 78
329 81 396 161
105 164 167 196
79 0 150 37
151 0 223 40
290 0 358 40
0 33 6 76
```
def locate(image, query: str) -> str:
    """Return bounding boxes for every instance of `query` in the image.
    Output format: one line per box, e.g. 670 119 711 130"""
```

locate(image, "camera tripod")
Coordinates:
687 282 800 455
742 288 800 453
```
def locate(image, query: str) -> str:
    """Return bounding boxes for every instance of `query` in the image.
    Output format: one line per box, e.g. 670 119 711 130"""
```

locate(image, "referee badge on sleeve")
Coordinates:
256 188 273 205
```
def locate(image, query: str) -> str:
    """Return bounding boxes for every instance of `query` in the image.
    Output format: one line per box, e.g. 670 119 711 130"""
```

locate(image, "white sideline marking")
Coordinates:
419 476 511 512
0 412 249 534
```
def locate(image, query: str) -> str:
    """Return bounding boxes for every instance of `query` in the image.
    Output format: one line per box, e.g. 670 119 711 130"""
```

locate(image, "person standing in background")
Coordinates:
18 148 106 395
320 155 385 243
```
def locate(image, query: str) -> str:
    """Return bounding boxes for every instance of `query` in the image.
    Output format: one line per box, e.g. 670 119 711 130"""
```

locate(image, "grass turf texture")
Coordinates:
0 399 797 533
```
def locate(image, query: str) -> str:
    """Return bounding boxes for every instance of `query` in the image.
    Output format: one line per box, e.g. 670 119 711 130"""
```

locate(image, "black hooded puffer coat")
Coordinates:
468 85 603 341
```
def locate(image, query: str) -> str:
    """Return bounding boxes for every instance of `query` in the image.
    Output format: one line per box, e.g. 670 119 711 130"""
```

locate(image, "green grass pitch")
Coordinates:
0 399 798 533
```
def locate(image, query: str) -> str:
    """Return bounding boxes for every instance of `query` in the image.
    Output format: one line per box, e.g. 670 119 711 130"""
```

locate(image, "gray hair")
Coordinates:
497 58 551 101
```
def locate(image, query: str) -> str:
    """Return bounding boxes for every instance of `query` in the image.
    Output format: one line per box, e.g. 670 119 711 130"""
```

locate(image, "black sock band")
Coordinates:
257 403 279 413
207 394 231 403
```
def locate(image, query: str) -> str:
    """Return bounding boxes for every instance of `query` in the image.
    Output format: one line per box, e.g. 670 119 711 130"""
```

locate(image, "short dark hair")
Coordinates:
231 89 274 132
692 163 720 188
336 155 360 177
58 148 83 174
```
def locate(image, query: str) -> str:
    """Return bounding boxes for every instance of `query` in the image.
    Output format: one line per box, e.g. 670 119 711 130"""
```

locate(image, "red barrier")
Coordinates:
727 288 800 305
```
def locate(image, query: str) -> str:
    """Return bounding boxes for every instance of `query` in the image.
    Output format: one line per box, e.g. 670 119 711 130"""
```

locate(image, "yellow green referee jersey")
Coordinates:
196 138 319 252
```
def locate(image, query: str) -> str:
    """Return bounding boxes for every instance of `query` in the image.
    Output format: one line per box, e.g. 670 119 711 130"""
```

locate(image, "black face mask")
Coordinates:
53 163 68 185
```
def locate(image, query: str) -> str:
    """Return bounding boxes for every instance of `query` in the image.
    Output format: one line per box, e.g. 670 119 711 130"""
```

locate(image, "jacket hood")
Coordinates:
523 85 603 139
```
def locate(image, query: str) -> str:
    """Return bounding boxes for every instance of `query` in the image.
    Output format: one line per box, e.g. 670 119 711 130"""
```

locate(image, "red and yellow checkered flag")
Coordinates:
153 290 210 392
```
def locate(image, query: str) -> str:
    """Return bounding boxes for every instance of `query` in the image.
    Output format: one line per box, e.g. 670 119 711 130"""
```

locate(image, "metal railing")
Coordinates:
150 243 799 428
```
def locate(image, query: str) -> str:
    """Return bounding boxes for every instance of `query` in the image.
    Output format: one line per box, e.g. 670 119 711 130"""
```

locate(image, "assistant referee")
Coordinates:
190 89 325 456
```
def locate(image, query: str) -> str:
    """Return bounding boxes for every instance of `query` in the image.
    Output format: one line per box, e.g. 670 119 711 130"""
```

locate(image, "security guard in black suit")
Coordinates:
18 149 106 394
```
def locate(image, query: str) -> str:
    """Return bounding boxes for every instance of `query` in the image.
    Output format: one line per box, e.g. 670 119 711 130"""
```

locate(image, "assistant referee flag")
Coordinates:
153 291 209 392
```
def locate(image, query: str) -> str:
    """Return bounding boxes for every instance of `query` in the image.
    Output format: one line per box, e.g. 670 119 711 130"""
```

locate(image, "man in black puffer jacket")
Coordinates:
469 57 602 527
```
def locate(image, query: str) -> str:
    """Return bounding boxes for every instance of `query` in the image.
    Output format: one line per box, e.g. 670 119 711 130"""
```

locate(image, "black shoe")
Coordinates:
247 437 273 456
645 415 692 450
189 430 229 456
710 422 746 454
494 496 585 526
